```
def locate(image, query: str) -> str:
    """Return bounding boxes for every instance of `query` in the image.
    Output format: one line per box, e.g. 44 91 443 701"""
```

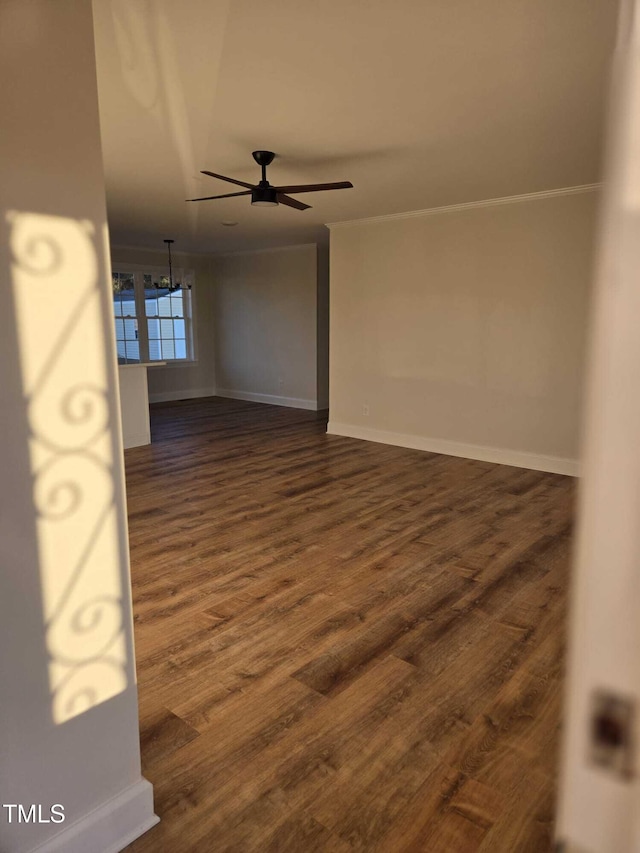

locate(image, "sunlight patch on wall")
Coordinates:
9 211 127 724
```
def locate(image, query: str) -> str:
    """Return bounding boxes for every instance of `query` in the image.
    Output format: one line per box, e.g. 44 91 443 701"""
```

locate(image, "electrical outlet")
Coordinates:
363 403 369 416
278 377 284 387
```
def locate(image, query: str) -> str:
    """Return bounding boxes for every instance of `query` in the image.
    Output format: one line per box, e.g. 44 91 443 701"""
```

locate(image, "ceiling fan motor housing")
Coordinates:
251 185 278 207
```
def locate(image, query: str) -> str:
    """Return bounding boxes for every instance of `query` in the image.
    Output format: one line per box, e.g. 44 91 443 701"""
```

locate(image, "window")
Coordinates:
112 266 195 364
113 272 140 363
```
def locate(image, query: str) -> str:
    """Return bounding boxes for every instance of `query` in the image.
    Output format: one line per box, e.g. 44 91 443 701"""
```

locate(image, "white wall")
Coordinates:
118 366 152 448
0 2 155 851
213 244 319 409
558 3 640 848
111 246 216 403
328 188 599 474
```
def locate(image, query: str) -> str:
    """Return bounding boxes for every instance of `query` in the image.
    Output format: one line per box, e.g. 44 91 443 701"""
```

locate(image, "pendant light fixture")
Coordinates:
153 239 190 291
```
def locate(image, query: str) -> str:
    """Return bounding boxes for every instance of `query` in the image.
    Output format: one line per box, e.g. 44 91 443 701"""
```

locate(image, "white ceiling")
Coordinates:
93 0 619 254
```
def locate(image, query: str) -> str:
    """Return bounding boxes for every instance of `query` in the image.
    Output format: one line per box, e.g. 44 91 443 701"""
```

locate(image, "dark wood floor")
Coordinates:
123 397 573 853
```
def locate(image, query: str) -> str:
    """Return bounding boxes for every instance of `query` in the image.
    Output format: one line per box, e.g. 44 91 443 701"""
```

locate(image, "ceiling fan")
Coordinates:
186 150 353 211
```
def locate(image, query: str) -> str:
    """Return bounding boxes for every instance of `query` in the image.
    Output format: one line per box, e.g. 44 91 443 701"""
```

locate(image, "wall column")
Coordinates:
0 2 157 851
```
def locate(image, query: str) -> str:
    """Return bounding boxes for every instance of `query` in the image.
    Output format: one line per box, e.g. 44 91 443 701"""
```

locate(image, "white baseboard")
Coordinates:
326 421 580 477
33 778 158 853
148 386 215 404
216 388 318 411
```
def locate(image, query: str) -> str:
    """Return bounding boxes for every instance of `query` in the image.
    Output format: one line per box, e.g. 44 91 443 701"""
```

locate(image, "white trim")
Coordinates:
326 183 602 229
111 242 321 259
117 362 167 370
111 243 212 259
148 387 216 404
32 778 158 853
326 421 580 476
111 260 195 276
150 359 199 369
212 242 318 259
216 388 318 410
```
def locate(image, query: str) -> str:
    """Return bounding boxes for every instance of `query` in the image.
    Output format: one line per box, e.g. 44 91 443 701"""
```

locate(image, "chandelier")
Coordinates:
153 239 190 292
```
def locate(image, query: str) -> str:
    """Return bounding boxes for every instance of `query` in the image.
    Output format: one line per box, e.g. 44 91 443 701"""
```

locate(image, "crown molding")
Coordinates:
109 243 212 259
111 241 320 261
212 242 318 260
326 183 602 229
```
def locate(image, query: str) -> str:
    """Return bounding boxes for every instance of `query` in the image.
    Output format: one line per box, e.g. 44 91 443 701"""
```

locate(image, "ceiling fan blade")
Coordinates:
273 181 353 194
277 193 311 211
201 170 255 190
186 190 252 202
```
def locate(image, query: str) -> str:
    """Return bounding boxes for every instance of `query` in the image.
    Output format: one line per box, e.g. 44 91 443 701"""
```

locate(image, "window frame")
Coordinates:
111 262 197 366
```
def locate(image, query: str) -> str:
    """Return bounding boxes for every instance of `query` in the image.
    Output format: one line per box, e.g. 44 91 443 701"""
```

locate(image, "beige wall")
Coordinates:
111 246 216 402
328 189 599 474
213 244 319 408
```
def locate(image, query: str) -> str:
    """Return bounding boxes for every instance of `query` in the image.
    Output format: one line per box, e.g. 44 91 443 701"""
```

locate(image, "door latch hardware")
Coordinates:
589 689 635 779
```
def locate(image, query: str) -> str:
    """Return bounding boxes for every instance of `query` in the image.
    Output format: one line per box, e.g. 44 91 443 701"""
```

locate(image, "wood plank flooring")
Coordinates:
123 397 573 852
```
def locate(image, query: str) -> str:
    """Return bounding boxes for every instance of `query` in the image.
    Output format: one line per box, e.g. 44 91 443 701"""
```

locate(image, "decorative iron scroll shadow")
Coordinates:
9 212 127 724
